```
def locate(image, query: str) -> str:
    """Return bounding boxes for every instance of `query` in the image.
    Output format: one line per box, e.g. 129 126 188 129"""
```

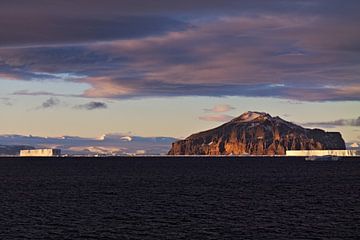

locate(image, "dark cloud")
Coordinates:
80 80 360 102
1 0 358 16
304 117 360 127
0 0 304 17
74 102 107 110
0 1 359 101
0 16 188 47
0 0 359 47
0 64 65 81
41 97 60 108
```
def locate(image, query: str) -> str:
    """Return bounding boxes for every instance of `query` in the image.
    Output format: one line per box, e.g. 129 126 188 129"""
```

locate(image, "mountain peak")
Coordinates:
231 111 271 123
169 111 345 155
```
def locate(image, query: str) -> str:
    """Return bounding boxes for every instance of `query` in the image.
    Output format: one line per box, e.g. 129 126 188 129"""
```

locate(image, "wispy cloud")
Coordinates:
74 102 107 110
204 104 235 113
199 114 234 122
304 117 360 127
40 97 60 109
13 90 76 97
282 113 291 118
0 97 12 106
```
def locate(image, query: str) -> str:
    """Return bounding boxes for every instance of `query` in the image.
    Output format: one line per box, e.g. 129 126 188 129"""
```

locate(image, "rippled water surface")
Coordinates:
0 157 359 239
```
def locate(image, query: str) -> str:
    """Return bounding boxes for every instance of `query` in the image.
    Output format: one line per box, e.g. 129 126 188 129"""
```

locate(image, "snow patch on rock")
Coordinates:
121 136 133 142
235 111 268 122
350 142 359 148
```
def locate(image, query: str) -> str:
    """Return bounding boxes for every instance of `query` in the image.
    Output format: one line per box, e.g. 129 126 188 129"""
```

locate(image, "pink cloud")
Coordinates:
204 104 235 113
0 73 19 80
80 77 135 98
84 15 360 101
1 14 360 101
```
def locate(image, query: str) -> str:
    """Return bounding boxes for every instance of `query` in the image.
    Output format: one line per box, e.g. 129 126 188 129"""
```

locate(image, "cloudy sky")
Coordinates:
0 0 359 142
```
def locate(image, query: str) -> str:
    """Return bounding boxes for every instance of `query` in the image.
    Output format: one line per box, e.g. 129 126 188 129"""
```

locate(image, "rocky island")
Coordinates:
168 111 346 155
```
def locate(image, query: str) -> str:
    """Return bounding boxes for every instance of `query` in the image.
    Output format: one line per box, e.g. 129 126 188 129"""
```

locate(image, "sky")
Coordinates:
0 0 359 143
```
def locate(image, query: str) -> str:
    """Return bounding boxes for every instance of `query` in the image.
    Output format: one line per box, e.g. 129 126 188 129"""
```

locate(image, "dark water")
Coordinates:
0 157 359 239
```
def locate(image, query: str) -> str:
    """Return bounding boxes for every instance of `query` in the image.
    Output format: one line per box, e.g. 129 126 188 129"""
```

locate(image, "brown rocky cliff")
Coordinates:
168 112 346 155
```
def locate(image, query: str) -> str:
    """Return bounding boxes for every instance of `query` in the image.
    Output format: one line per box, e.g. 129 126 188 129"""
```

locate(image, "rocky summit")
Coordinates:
168 111 346 155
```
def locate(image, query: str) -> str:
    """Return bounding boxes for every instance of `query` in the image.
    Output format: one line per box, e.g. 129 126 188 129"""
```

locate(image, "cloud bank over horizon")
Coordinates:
0 133 177 155
0 0 359 102
304 117 360 128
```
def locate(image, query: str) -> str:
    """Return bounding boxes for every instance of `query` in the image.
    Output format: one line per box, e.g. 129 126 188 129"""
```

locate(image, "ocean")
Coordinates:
0 157 359 239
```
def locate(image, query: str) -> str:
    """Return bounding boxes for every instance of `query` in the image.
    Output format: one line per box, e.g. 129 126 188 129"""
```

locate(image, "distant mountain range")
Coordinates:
0 134 177 156
0 145 34 156
1 112 357 156
169 111 346 155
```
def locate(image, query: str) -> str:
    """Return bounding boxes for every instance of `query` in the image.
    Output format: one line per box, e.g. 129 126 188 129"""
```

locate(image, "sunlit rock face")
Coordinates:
168 112 346 155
